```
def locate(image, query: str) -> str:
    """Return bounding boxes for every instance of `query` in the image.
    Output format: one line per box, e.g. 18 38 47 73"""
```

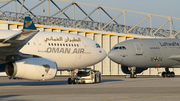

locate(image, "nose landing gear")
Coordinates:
129 67 137 78
68 70 76 84
162 68 175 78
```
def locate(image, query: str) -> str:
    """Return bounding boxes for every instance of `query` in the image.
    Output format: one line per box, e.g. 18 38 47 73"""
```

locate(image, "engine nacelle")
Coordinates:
5 58 57 81
121 66 148 74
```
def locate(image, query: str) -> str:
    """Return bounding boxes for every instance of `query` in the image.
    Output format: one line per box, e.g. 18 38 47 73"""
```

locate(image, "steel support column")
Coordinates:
17 0 36 17
124 11 126 34
23 0 46 17
127 16 149 33
100 7 118 24
50 0 70 19
17 0 24 18
76 7 99 27
40 0 46 16
51 3 73 18
102 12 123 29
153 19 169 36
75 3 94 21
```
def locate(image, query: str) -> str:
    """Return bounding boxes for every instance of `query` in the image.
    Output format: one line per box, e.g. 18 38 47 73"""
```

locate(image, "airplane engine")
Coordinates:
121 66 148 74
5 58 57 81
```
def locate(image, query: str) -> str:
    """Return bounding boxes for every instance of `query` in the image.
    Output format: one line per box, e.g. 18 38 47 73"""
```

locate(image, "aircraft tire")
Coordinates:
164 73 168 77
72 79 76 84
95 75 97 83
68 78 72 84
98 74 102 83
130 74 136 78
134 74 137 78
170 72 175 77
162 72 166 77
167 73 171 77
130 74 133 78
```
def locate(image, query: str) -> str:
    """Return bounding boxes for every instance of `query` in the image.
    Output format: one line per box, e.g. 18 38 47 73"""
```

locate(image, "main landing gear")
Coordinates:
129 67 137 78
162 68 175 78
68 70 76 84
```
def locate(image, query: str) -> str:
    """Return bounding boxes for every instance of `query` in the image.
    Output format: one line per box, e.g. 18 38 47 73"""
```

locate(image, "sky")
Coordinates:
72 0 180 17
0 0 180 30
70 0 180 30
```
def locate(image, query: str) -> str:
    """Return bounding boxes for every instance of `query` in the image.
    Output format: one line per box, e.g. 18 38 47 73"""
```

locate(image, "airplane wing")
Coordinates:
0 29 38 52
0 16 39 61
169 55 180 62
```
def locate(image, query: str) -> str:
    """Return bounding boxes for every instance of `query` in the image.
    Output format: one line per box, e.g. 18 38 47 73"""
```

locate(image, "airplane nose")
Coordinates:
99 48 107 60
102 48 107 59
108 50 118 63
91 48 107 65
108 50 114 60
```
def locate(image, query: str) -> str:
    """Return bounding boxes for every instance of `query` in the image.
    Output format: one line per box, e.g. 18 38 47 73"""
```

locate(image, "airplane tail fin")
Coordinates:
23 16 37 30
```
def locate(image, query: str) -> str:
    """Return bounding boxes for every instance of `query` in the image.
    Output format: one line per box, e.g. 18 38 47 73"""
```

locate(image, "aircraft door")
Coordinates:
82 39 90 52
36 37 46 52
134 42 143 55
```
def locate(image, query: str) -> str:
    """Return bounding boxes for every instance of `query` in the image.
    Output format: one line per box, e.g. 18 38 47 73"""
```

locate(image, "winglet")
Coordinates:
23 16 36 30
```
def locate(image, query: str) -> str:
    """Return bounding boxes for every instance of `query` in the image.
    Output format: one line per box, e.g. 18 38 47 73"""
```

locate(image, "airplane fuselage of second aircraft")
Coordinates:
108 39 180 68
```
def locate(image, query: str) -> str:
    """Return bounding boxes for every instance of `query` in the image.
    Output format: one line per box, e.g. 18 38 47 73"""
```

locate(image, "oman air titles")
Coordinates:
46 47 85 54
44 37 85 54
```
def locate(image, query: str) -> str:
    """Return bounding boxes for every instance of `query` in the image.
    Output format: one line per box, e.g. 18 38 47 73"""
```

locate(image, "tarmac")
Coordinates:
0 75 180 101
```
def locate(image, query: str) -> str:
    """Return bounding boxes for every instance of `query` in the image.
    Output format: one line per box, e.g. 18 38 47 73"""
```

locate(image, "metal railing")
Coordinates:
0 11 178 38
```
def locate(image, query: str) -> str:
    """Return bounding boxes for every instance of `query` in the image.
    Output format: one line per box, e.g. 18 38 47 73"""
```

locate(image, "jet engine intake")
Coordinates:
5 58 57 81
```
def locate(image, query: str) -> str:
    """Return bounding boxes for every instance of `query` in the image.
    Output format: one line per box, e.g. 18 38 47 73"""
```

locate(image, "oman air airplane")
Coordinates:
0 16 107 84
108 39 180 78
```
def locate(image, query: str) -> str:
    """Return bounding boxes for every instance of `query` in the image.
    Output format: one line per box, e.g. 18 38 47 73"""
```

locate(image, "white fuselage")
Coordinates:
0 30 107 70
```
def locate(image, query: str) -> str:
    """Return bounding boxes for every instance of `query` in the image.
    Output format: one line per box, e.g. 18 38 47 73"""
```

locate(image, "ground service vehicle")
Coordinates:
75 68 102 84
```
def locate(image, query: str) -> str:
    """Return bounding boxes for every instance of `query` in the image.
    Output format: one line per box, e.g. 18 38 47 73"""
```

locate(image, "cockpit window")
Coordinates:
114 47 119 49
121 46 126 50
96 43 100 48
113 46 126 50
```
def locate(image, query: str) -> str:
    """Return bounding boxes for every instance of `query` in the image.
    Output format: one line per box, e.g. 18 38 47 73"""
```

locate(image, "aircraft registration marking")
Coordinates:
150 57 163 62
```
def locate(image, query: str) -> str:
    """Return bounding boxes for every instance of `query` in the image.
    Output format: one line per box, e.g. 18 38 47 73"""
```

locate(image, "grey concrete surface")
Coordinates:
0 76 180 101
